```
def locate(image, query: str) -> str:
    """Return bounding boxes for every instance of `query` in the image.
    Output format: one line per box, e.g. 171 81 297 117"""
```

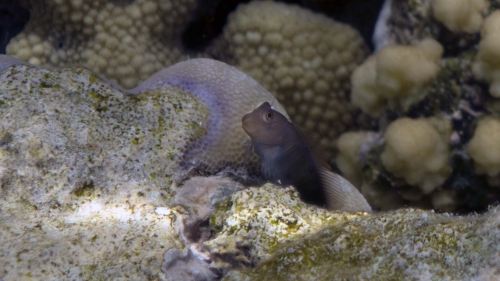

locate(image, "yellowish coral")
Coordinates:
473 11 500 98
336 131 372 188
431 0 488 33
351 38 443 117
213 1 370 161
7 0 197 88
381 117 451 194
467 117 500 176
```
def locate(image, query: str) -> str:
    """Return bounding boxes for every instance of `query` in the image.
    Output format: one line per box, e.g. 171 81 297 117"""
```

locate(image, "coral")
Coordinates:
431 0 489 33
6 0 375 163
209 1 372 162
381 117 452 195
223 207 500 280
472 11 500 97
467 117 500 176
349 0 500 213
128 58 288 174
6 0 197 88
351 38 443 117
205 184 368 270
345 55 497 212
0 60 210 280
336 131 377 188
375 0 488 53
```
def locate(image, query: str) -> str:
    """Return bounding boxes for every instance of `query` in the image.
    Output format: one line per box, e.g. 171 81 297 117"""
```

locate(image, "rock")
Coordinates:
187 178 500 280
0 59 207 280
205 184 369 272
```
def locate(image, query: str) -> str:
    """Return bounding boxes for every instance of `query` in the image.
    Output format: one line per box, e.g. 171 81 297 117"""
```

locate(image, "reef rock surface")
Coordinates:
220 200 500 280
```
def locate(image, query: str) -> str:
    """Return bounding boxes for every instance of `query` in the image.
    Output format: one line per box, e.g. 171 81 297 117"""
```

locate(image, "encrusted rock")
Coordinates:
223 207 500 280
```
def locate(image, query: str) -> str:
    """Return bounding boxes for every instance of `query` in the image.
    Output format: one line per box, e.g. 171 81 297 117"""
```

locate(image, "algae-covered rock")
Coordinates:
205 184 369 271
0 63 208 280
202 180 500 280
223 207 500 280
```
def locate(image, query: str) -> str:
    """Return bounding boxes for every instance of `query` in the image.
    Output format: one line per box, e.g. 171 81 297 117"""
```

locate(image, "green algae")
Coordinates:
73 181 96 198
188 121 206 139
152 116 166 136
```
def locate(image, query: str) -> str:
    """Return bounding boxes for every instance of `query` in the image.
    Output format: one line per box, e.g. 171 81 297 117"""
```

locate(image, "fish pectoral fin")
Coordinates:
261 159 287 185
318 168 372 213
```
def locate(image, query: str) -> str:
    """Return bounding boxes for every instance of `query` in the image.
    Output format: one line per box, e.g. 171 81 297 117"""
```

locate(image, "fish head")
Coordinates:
242 102 288 146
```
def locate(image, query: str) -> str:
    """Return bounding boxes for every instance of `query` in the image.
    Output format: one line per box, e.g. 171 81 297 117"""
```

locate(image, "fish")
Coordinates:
242 102 372 213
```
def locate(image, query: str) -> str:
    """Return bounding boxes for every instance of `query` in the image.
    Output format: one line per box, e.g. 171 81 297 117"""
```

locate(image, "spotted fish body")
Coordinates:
242 102 372 213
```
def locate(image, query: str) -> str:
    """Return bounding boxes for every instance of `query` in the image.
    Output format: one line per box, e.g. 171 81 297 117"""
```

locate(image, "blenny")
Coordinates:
242 102 372 212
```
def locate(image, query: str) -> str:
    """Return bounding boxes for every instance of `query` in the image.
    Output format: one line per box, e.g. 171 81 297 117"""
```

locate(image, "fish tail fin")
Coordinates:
318 168 372 213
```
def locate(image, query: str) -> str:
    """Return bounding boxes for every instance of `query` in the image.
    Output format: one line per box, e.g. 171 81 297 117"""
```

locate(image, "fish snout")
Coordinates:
241 114 252 133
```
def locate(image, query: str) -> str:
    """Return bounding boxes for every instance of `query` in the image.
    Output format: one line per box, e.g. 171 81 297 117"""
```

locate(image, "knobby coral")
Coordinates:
467 116 500 177
431 0 489 33
381 117 452 195
7 0 197 88
342 0 500 213
473 10 500 97
351 38 443 117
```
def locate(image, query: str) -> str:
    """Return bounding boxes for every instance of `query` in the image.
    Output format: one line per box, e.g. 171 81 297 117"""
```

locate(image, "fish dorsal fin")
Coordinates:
318 167 372 213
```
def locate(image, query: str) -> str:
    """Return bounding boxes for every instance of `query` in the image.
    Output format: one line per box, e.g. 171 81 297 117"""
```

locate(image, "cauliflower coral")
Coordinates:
473 11 500 98
351 38 443 117
467 117 500 177
431 0 488 33
7 0 197 88
381 117 452 195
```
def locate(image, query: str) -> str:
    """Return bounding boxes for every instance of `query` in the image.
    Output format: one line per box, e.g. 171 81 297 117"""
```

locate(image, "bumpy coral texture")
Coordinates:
431 0 488 33
6 0 197 89
0 62 210 280
467 117 500 176
212 1 371 162
127 58 288 174
376 0 491 50
473 10 500 97
351 38 443 117
381 118 452 195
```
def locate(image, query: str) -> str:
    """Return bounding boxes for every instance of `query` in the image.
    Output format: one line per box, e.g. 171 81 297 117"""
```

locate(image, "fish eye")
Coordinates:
262 110 273 122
